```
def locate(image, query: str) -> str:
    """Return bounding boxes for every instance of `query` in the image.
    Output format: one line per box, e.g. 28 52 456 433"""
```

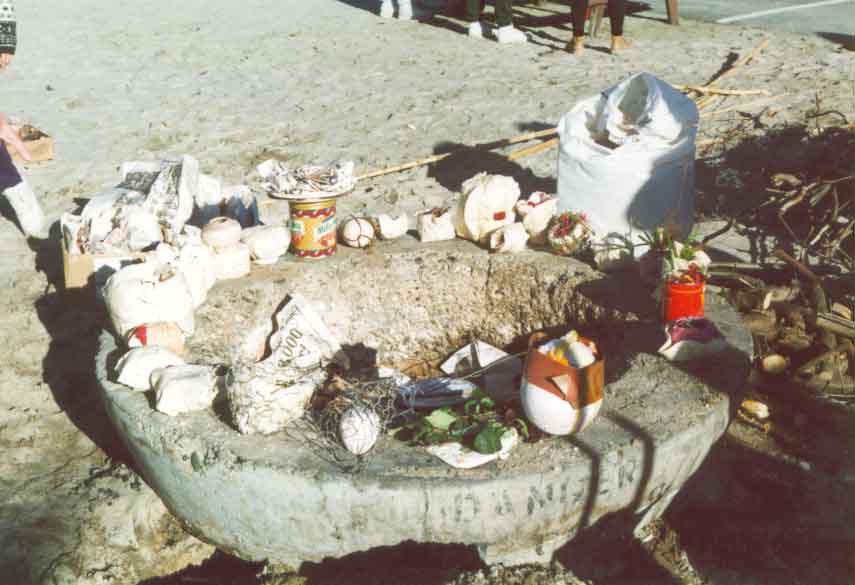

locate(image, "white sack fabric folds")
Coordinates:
557 72 699 243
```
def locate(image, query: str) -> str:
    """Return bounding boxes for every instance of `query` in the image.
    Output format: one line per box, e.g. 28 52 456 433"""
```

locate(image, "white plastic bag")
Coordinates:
226 294 349 434
557 72 698 243
103 261 196 337
152 364 219 416
115 346 185 391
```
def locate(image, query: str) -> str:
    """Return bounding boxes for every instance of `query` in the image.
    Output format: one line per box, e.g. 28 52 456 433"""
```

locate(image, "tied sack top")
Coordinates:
0 0 15 55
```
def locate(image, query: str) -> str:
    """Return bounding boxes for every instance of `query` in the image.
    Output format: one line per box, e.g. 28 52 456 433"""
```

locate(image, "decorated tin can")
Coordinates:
290 198 338 259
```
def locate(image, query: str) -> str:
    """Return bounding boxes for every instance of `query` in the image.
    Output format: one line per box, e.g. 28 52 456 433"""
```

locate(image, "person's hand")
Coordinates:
0 53 12 70
0 112 32 162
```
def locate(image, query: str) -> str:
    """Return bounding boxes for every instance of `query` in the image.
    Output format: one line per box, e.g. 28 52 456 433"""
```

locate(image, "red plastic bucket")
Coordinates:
662 281 705 322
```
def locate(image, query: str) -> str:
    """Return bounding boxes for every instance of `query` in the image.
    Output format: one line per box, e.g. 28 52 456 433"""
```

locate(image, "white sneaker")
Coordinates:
3 179 44 237
496 25 527 44
397 0 413 19
379 0 394 18
468 21 485 39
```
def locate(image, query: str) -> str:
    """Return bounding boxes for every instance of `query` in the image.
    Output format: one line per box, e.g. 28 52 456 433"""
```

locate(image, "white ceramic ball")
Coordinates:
340 218 375 248
339 406 381 455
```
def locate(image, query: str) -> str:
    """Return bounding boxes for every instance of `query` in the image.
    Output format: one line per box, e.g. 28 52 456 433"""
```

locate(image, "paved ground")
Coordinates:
637 0 854 40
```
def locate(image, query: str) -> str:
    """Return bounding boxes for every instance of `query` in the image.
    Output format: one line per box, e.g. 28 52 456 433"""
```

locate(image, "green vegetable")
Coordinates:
424 408 457 431
473 425 505 455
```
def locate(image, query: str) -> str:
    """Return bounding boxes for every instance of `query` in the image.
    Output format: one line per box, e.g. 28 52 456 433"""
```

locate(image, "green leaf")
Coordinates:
473 425 504 455
480 397 495 410
425 409 457 431
424 431 450 445
513 418 530 440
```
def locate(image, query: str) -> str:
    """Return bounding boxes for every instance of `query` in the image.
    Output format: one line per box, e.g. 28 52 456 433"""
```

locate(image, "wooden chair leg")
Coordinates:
591 5 605 38
666 0 679 25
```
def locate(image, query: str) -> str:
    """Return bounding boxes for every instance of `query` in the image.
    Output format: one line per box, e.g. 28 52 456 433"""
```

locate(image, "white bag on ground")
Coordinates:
557 72 699 243
4 179 45 237
152 364 219 416
103 261 196 338
115 346 185 390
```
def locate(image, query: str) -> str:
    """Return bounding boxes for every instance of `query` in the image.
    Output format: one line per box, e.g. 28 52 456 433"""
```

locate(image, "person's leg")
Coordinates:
0 143 43 236
608 0 626 35
494 0 513 27
465 0 482 21
608 0 631 53
569 0 588 54
379 0 394 17
572 0 589 38
397 0 413 19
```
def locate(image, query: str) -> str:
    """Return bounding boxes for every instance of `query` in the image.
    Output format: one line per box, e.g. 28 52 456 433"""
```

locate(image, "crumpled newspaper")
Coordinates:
227 294 350 435
257 159 356 199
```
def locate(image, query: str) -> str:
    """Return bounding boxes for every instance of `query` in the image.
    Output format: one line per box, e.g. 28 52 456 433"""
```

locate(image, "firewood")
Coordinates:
742 309 778 338
816 312 855 339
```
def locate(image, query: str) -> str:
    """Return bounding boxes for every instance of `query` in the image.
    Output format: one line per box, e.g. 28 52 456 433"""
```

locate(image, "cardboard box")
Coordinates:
10 125 54 165
61 237 143 290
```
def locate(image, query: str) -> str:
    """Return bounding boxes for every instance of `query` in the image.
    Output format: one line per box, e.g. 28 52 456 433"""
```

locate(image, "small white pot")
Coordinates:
241 225 291 264
202 217 242 250
212 242 251 280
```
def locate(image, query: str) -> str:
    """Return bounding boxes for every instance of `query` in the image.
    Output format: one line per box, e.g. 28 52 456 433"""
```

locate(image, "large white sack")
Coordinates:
557 72 699 243
104 261 196 338
115 346 186 391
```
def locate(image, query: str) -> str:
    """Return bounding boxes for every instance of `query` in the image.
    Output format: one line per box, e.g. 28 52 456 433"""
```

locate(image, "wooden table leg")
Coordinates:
666 0 679 25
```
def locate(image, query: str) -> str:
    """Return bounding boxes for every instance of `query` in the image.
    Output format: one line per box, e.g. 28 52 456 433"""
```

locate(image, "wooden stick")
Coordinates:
357 128 558 181
677 85 770 97
701 94 787 117
817 313 855 340
506 137 559 161
707 38 770 88
772 249 819 285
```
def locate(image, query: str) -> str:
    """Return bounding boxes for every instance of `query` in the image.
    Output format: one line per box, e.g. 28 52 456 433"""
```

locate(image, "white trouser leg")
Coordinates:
4 179 45 237
397 0 413 19
379 0 394 17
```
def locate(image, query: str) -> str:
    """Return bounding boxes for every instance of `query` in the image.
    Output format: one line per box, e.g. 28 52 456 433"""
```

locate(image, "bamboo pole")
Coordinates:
357 128 558 181
506 137 559 161
676 85 770 97
701 94 787 118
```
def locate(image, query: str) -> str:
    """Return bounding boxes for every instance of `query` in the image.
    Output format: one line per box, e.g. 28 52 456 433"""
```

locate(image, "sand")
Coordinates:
1 1 853 583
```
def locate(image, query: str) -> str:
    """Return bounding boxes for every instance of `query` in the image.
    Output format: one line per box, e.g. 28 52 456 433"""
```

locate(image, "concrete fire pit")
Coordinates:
95 238 751 567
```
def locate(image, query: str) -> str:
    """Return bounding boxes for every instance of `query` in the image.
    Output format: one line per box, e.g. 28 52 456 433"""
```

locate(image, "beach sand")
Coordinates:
1 1 853 583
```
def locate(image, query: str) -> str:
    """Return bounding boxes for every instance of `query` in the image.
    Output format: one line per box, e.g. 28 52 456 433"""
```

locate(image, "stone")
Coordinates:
97 240 752 567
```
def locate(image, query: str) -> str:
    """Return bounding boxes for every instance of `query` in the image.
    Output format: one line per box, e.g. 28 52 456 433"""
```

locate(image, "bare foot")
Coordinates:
567 36 585 55
610 35 632 54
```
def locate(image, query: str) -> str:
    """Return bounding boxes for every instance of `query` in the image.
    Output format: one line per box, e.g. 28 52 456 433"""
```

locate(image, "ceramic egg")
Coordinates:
339 406 381 455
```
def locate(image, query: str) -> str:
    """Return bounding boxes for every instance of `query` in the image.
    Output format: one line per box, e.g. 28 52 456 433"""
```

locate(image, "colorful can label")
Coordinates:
290 199 337 259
